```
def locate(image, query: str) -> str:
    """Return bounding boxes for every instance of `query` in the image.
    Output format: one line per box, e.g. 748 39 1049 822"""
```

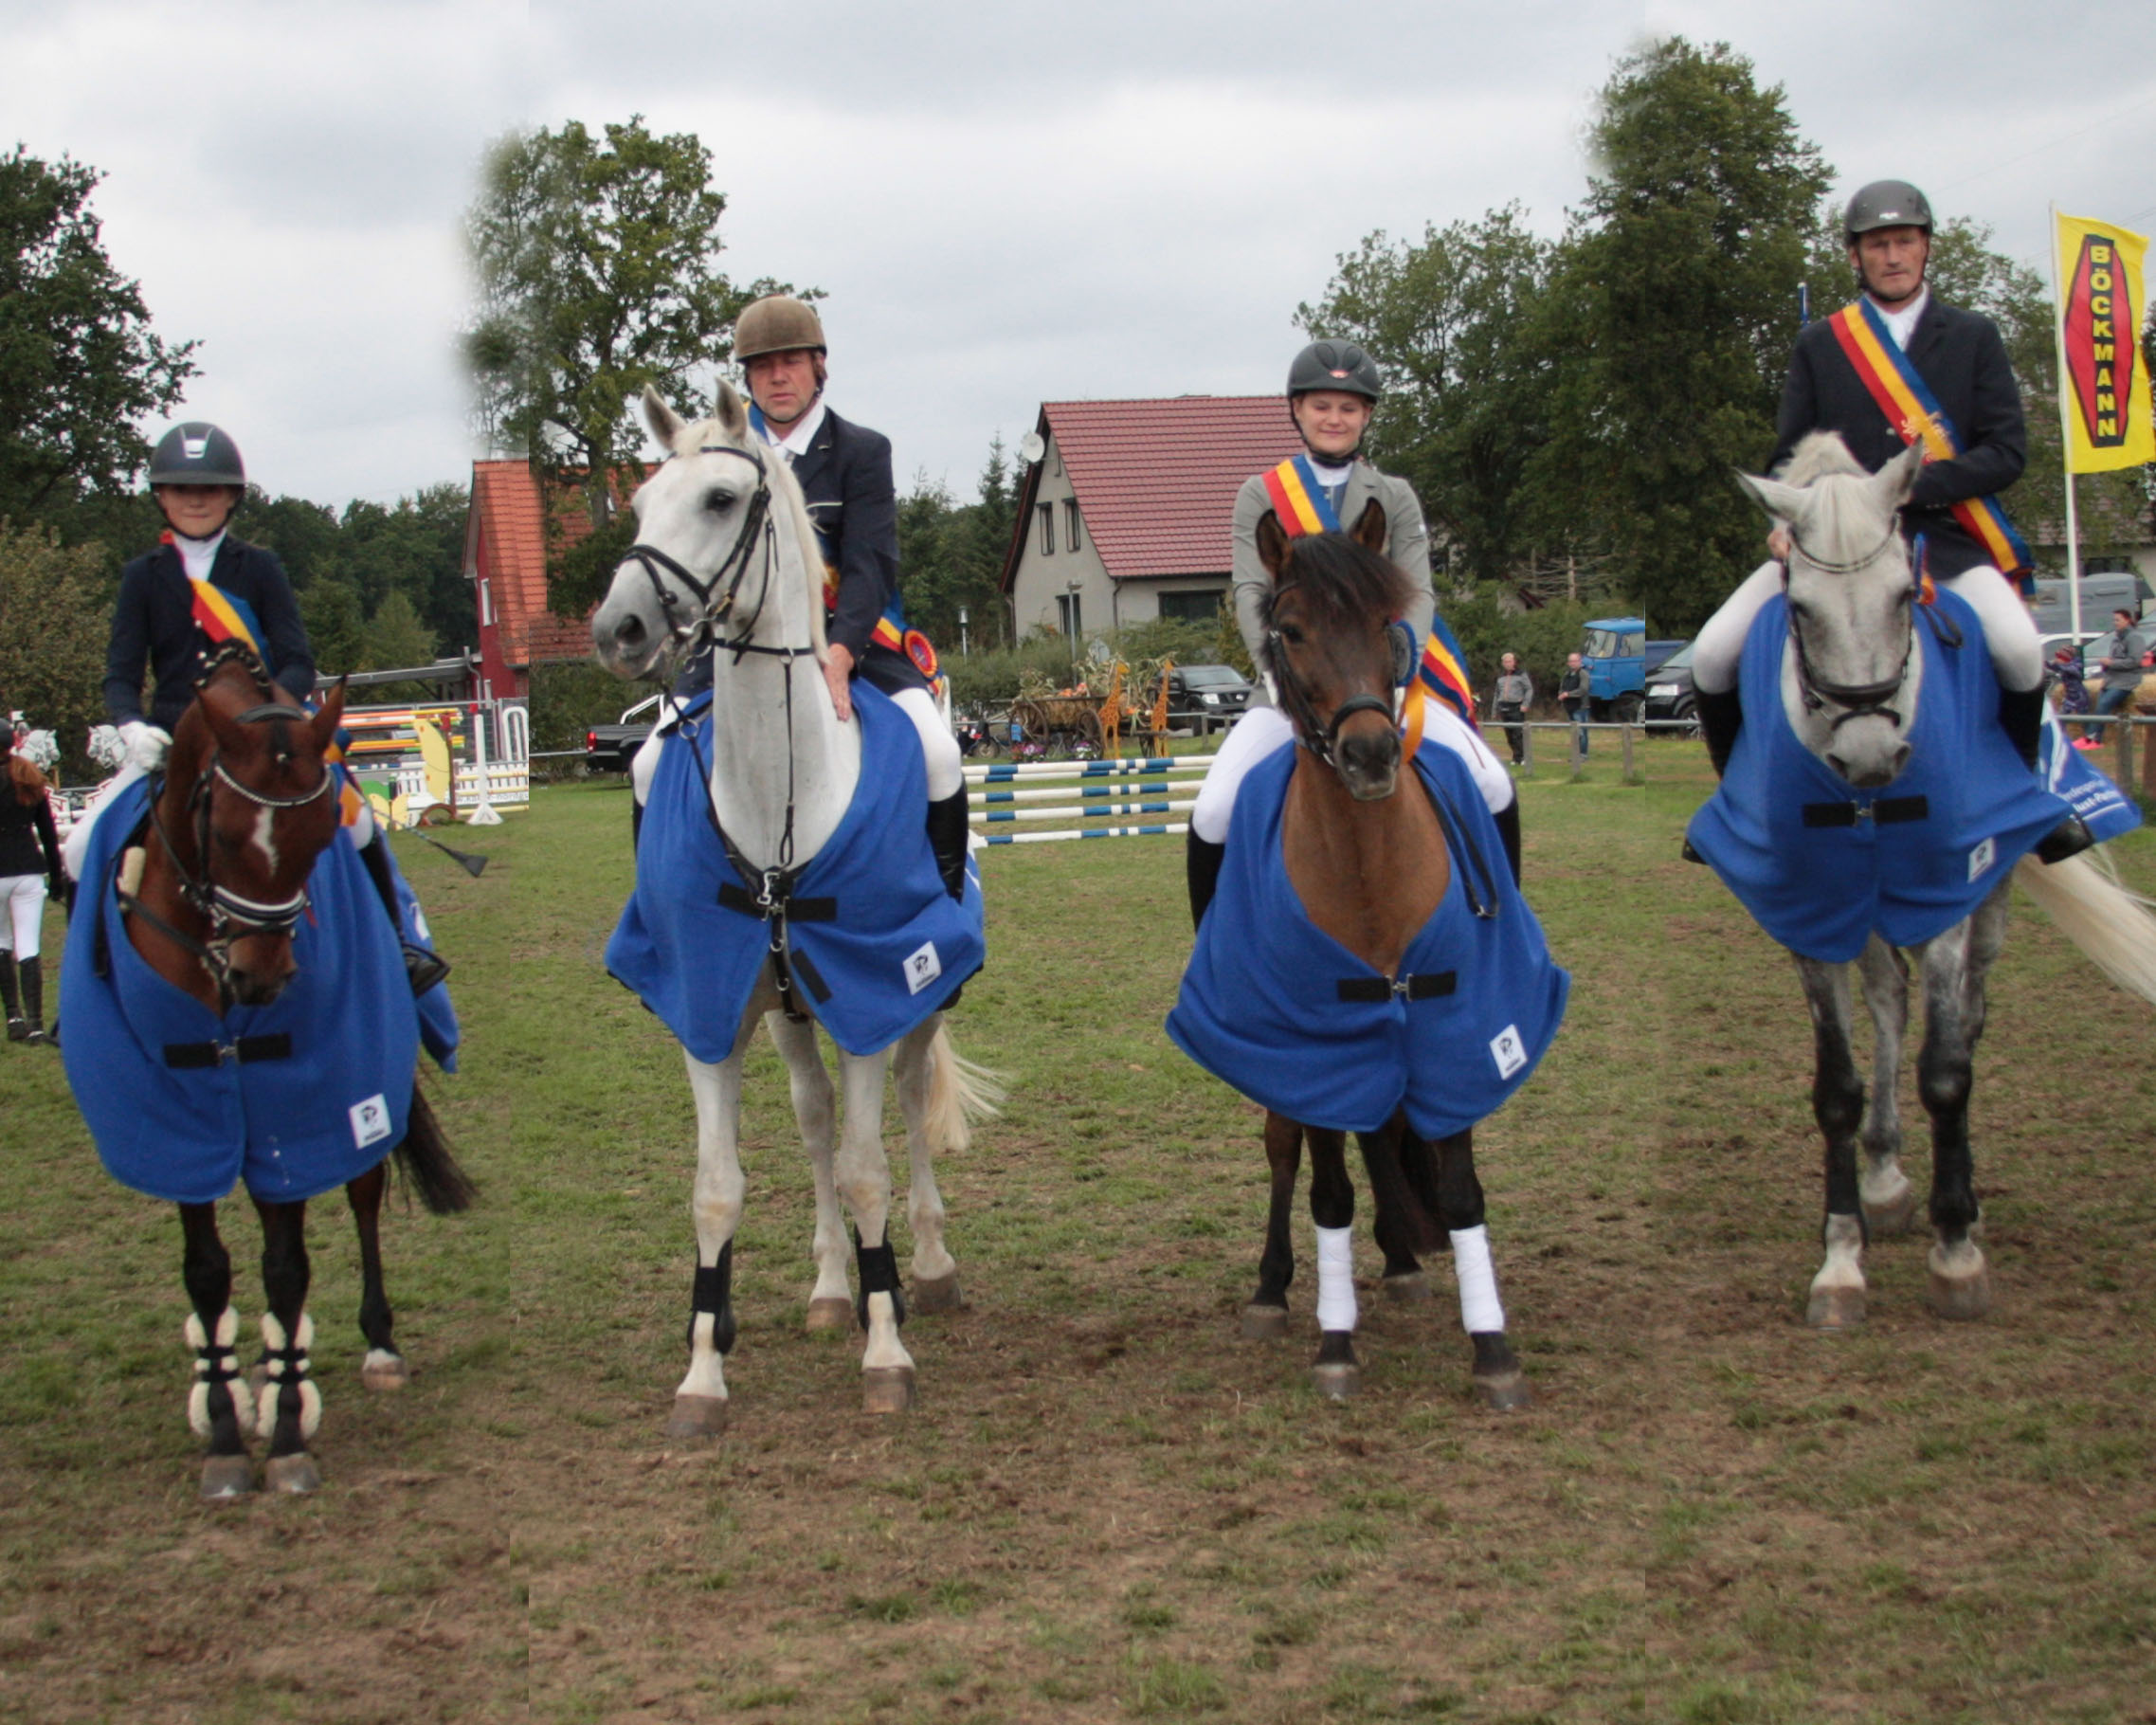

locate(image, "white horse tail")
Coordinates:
922 1022 1006 1153
2015 849 2156 1005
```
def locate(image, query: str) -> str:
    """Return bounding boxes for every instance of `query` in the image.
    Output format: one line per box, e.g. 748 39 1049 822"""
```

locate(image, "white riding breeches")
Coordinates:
1695 559 2043 696
61 762 149 883
1 873 48 958
630 684 963 808
1189 700 1514 845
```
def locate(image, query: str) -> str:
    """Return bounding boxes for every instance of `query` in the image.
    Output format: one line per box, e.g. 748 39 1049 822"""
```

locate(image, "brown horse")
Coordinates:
1223 502 1534 1409
78 648 473 1498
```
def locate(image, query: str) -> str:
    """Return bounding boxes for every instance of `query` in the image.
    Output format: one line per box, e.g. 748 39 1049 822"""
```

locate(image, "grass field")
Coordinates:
3 743 2153 1724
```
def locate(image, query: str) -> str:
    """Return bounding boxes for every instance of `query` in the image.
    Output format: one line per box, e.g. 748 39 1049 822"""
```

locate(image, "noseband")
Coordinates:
618 441 779 666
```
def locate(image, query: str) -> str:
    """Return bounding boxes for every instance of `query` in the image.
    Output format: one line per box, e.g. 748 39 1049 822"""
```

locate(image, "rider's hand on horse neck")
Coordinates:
823 645 854 722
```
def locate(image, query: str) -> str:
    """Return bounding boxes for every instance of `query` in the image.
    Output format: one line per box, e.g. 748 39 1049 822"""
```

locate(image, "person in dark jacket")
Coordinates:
0 724 66 1044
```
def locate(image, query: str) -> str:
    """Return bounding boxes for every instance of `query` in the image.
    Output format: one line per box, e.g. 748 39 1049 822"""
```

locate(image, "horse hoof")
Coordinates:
360 1352 409 1391
1473 1369 1533 1411
1806 1285 1867 1330
1241 1304 1290 1342
862 1368 915 1415
911 1273 965 1315
199 1455 255 1501
805 1298 853 1334
665 1394 730 1440
1928 1256 1993 1321
263 1453 320 1496
1862 1186 1920 1237
1311 1361 1358 1402
1381 1272 1433 1303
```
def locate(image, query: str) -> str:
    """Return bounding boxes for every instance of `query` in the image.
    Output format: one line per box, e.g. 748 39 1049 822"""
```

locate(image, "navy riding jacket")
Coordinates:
1770 296 2026 581
104 537 317 730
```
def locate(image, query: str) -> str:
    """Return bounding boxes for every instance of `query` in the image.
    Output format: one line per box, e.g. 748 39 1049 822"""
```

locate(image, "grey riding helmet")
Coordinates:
1288 340 1382 402
148 423 246 487
1844 180 1933 239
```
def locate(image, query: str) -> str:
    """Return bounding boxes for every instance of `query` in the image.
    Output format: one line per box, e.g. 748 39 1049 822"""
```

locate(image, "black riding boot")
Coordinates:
18 956 48 1045
1187 833 1225 931
1 953 22 1041
926 790 970 902
1493 795 1523 888
2002 683 2099 864
357 831 451 995
1695 685 1744 779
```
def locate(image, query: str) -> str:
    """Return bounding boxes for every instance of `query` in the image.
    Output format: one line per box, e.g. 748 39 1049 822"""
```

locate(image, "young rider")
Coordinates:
1693 181 2053 798
0 722 65 1044
671 295 969 898
1187 340 1517 923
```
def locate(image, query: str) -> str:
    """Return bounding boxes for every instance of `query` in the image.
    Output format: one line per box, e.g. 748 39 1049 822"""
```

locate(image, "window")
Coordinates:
1157 590 1223 624
1038 503 1055 554
479 579 493 626
1057 591 1083 639
1065 499 1082 551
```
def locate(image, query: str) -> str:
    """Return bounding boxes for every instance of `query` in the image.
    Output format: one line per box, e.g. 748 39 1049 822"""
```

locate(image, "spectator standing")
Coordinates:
1558 652 1590 759
2092 608 2147 732
1492 652 1533 768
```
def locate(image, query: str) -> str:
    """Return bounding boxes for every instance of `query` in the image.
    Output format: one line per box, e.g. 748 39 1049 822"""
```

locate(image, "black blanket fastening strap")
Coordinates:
163 1033 294 1069
1801 795 1931 829
1335 971 1458 1004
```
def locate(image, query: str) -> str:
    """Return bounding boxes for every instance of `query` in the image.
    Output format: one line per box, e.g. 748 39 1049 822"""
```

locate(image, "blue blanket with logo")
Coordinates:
59 777 456 1206
1167 737 1568 1138
1685 590 2138 962
607 682 984 1061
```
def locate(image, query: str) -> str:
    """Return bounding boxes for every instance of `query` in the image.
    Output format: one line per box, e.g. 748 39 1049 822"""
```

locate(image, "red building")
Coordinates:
463 459 607 706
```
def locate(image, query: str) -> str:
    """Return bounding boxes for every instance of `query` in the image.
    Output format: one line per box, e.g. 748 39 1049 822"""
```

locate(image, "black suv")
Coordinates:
1162 664 1255 735
1642 640 1698 734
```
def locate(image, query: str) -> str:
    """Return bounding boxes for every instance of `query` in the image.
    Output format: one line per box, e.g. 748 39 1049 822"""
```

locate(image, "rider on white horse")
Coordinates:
1187 340 1516 926
659 296 969 899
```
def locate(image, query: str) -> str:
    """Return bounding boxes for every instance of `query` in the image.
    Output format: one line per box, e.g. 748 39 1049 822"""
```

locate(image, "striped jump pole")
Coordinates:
965 756 1189 783
977 822 1188 845
978 800 1195 824
977 779 1187 805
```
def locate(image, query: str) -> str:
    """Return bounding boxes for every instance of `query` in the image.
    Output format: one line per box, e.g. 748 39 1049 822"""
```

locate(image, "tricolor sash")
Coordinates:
189 577 266 658
1825 300 2034 584
1260 455 1342 537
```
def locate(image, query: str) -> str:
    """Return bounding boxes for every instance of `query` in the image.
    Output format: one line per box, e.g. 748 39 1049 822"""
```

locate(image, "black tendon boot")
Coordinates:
1493 795 1524 888
2001 684 2098 864
1 953 23 1042
1187 833 1226 931
926 790 970 902
357 831 451 995
19 956 49 1045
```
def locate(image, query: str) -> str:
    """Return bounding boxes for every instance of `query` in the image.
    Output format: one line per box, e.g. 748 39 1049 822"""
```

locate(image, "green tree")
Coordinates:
0 147 197 519
0 521 110 780
463 116 796 618
1545 39 1832 631
300 577 366 679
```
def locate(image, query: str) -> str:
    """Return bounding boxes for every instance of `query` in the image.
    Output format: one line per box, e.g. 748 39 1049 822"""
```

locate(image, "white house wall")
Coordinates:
1009 430 1113 640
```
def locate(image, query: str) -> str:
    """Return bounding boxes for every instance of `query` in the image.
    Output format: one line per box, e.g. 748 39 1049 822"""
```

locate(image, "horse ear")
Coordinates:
643 385 686 450
713 378 750 438
1873 440 1925 510
309 679 348 756
1734 468 1807 524
1350 498 1387 553
1256 511 1290 580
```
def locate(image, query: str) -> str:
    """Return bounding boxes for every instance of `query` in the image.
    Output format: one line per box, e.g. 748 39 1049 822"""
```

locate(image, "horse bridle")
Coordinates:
617 441 781 667
1780 526 1954 731
1261 582 1397 770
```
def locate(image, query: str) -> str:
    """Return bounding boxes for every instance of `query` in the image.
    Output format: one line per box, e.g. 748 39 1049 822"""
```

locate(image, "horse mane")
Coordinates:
669 414 829 655
1777 430 1869 487
1266 532 1416 636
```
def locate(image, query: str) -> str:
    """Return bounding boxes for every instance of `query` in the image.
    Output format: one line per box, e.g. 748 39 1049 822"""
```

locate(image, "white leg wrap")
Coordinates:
258 1312 321 1442
1449 1226 1506 1335
1314 1225 1357 1334
185 1308 251 1438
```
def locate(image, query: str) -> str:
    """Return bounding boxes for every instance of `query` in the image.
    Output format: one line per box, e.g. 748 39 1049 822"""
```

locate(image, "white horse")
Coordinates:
1694 433 2156 1328
591 384 998 1433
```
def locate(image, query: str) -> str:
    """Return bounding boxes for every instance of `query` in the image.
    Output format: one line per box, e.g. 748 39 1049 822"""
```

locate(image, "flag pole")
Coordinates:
2048 202 2085 642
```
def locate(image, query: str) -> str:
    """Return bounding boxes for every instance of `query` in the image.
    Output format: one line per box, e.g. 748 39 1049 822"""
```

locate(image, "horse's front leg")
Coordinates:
1432 1127 1531 1409
1795 955 1869 1329
890 1017 962 1312
833 1044 915 1413
765 1008 851 1333
345 1162 408 1389
1916 890 2007 1320
1306 1126 1358 1401
670 1004 759 1438
1241 1112 1303 1340
252 1197 321 1494
179 1203 255 1500
1854 937 1918 1234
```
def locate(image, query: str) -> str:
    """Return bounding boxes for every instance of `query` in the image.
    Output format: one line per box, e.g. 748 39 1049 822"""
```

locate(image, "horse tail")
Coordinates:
2014 850 2156 1006
922 1022 1006 1154
1356 1121 1446 1257
393 1082 479 1216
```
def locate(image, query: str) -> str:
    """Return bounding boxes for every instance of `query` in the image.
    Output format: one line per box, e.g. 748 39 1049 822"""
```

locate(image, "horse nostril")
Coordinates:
615 613 645 649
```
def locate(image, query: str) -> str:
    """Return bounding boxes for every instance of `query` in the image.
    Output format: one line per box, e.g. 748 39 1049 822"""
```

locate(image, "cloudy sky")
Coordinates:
6 0 2153 510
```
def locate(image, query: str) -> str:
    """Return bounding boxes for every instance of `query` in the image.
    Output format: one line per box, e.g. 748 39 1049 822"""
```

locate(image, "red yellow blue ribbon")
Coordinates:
1260 456 1340 537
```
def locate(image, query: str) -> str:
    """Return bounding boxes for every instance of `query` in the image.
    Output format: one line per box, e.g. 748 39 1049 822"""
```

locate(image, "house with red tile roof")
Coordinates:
1000 398 1300 641
464 459 614 704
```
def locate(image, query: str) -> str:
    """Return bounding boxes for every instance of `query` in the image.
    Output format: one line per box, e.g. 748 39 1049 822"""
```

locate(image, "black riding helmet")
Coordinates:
1287 340 1383 403
1844 180 1933 240
148 422 246 487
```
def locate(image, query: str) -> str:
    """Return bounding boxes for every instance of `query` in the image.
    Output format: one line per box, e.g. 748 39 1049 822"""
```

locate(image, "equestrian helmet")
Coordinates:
1844 180 1933 239
734 295 827 362
148 422 246 487
1288 340 1382 403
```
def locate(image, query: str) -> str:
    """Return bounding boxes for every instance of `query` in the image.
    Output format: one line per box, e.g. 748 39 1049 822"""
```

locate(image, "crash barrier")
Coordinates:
965 754 1211 846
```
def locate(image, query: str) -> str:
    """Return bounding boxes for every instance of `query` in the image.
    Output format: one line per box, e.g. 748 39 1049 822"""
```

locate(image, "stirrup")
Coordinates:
403 944 451 996
2034 813 2097 866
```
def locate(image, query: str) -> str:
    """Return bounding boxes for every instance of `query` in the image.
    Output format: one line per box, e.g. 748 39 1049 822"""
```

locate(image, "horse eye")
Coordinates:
1278 623 1306 646
704 487 736 514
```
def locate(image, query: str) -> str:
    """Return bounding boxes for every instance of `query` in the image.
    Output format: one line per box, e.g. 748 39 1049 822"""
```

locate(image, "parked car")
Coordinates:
1160 664 1255 735
585 692 664 772
1581 619 1686 722
1643 639 1698 733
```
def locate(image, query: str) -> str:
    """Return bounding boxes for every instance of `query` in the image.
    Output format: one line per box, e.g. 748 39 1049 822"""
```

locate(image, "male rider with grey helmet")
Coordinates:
1186 340 1516 926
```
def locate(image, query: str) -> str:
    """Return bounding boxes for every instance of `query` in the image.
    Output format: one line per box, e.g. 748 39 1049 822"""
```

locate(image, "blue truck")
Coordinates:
1581 618 1686 723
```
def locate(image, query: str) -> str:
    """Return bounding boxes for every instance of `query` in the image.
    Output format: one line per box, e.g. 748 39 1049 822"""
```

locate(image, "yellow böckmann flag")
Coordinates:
2056 212 2154 473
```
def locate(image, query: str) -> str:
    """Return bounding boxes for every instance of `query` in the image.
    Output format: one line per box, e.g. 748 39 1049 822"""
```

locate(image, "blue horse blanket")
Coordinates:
1686 590 2138 962
1167 736 1569 1138
607 682 984 1061
60 777 456 1206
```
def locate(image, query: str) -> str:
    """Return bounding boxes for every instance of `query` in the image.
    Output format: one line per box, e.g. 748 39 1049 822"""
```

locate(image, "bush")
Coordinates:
529 658 655 754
